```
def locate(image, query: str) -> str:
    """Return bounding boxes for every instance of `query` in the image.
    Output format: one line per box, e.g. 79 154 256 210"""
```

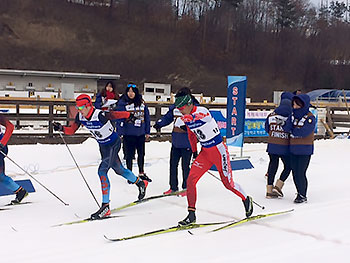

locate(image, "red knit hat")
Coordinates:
76 94 92 107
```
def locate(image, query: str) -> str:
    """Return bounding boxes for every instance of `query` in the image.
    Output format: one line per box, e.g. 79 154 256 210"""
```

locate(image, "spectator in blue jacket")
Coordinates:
153 87 199 196
116 83 152 182
285 94 316 203
264 92 293 198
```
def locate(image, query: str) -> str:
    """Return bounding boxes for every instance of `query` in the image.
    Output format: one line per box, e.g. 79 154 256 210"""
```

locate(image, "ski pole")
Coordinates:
0 150 69 206
206 170 265 210
58 132 100 208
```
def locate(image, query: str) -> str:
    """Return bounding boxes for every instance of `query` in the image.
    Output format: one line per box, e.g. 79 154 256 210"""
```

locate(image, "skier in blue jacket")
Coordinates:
153 87 199 196
116 83 152 182
0 114 28 204
285 94 316 203
53 94 148 219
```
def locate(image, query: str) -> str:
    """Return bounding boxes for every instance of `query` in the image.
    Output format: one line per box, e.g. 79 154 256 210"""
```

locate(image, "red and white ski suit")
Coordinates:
182 106 247 210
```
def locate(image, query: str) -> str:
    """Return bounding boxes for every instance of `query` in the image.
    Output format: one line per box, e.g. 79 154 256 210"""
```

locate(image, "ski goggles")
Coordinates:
76 104 87 110
127 84 137 88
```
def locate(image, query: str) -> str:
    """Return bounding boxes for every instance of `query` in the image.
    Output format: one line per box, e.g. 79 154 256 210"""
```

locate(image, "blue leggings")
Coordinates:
0 146 20 192
98 137 137 204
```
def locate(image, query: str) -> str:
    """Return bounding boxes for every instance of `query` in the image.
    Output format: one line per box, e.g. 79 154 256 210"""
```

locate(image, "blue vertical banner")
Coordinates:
226 76 247 147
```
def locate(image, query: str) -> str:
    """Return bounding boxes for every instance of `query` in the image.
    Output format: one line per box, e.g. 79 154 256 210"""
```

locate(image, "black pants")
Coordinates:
267 154 291 185
290 154 311 197
169 146 192 191
123 135 145 174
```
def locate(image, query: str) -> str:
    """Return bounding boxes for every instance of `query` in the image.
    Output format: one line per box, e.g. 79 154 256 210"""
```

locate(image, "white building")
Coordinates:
0 69 120 99
143 82 171 102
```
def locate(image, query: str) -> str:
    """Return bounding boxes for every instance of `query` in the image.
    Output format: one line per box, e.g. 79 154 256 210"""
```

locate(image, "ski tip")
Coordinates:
104 235 116 242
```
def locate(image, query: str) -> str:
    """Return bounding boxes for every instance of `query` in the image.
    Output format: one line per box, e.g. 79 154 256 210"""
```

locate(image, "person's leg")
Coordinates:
92 154 112 219
0 146 21 192
279 155 292 182
291 154 306 203
123 135 136 171
97 144 113 204
267 154 279 185
136 135 145 174
109 138 147 200
266 154 280 198
213 144 247 200
109 139 138 183
178 150 212 225
186 150 213 210
298 155 311 198
180 147 192 190
212 143 253 217
290 154 298 190
169 146 181 191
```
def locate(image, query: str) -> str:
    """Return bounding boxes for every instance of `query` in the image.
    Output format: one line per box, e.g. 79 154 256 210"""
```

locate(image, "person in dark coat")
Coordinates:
116 83 151 182
285 94 316 203
153 87 199 196
264 92 293 198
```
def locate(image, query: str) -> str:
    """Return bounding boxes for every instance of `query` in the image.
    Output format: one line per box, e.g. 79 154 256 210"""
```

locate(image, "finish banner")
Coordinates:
226 76 247 147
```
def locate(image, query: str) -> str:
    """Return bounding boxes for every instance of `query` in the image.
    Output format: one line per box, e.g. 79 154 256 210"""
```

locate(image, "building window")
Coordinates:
156 88 165 94
146 88 155 93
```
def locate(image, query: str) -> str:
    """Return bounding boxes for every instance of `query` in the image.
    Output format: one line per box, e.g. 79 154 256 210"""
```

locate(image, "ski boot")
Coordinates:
242 196 253 217
163 189 176 195
294 194 307 204
139 173 152 182
11 187 28 204
90 203 111 220
178 209 196 226
177 189 187 197
136 178 148 200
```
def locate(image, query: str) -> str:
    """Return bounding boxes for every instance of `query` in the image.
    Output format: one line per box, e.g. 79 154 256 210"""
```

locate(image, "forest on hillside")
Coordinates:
0 0 349 100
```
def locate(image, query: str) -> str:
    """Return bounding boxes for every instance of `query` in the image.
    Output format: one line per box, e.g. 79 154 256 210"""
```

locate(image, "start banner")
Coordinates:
226 76 247 147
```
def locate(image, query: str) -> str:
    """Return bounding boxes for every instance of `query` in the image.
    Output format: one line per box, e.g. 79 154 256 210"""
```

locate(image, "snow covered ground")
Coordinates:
0 138 349 263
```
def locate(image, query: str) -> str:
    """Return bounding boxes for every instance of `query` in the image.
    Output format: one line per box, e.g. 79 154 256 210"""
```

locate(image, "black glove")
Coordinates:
192 151 198 159
180 125 187 131
53 122 64 132
153 123 161 132
126 113 137 123
0 142 6 151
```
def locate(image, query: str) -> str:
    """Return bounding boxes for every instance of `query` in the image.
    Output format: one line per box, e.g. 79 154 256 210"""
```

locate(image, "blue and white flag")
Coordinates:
226 76 247 147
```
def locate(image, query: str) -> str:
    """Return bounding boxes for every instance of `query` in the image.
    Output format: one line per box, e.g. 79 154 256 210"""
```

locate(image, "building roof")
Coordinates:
0 69 120 80
307 89 350 101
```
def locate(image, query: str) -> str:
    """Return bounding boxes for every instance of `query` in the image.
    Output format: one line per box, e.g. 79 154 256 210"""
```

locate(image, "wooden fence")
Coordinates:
326 106 350 131
0 97 277 144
